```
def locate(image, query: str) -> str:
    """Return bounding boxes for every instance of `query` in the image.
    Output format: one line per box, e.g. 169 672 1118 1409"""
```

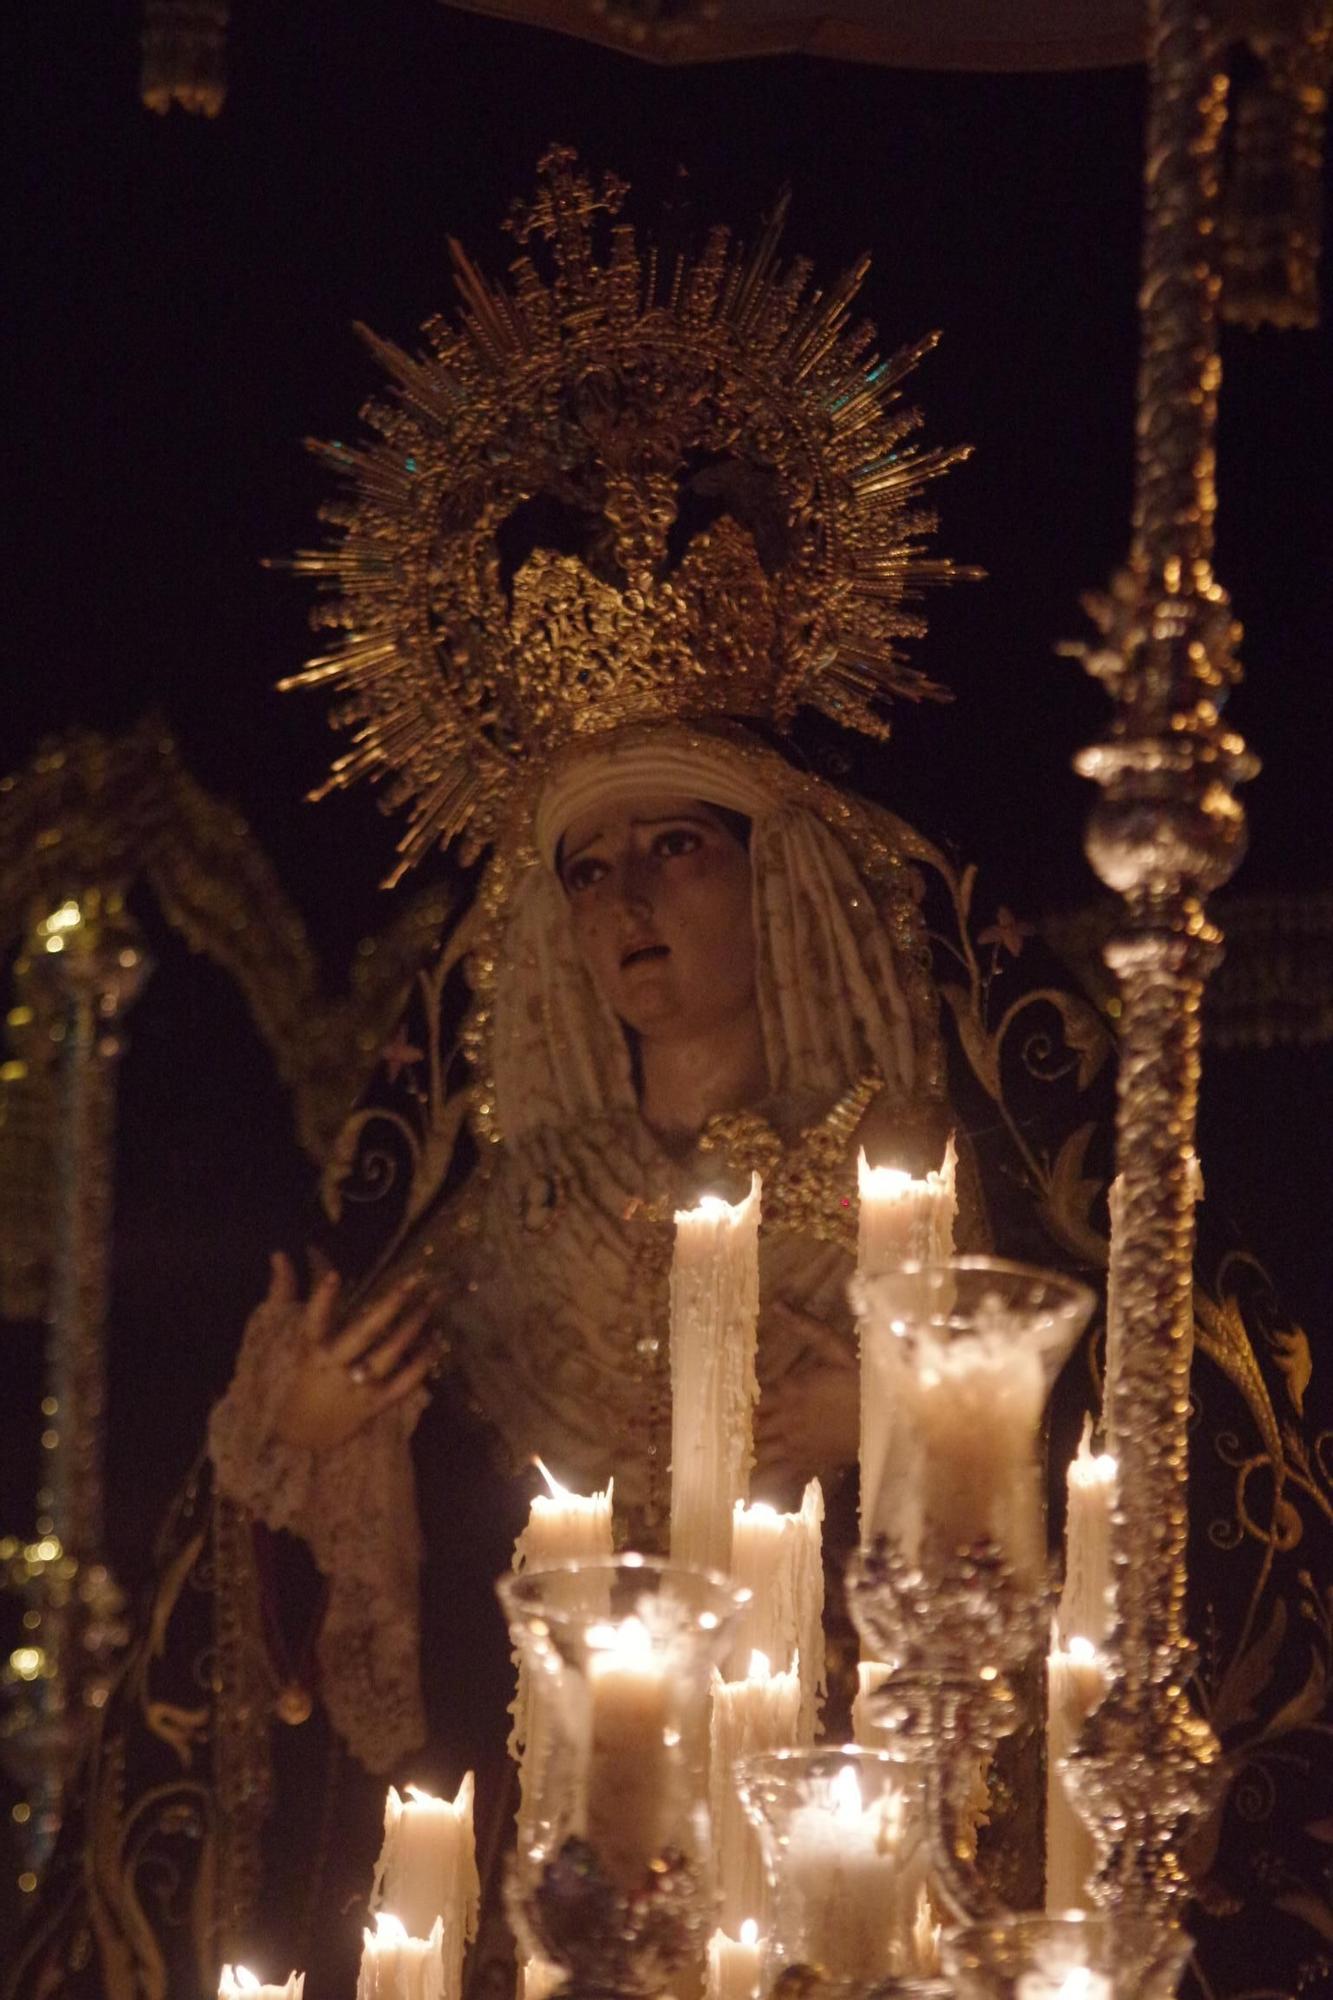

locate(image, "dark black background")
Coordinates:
3 0 1331 1912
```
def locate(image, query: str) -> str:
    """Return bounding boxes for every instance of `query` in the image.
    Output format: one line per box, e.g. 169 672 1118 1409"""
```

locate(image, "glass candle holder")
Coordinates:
851 1260 1094 1686
735 1747 939 1994
498 1555 749 2000
944 1912 1191 2000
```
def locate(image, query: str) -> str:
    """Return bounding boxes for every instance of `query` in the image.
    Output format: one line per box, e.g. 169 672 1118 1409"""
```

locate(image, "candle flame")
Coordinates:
747 1650 771 1681
740 1920 760 1947
1072 1416 1117 1485
858 1137 956 1199
219 1965 303 1998
373 1912 409 1943
529 1459 613 1511
675 1171 761 1228
587 1615 653 1665
533 1456 569 1500
1067 1635 1099 1664
831 1764 863 1821
911 1888 942 1974
857 1149 915 1199
401 1771 473 1816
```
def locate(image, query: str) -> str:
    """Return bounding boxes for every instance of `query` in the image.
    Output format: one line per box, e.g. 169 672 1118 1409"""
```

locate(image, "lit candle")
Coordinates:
585 1614 671 1891
510 1466 614 1857
705 1920 765 2000
516 1462 615 1569
856 1136 957 1278
862 1299 1047 1585
1044 1635 1109 1915
370 1775 478 1998
218 1971 304 2000
728 1480 825 1739
356 1913 444 2000
710 1650 803 1929
670 1176 761 1575
856 1140 956 1537
782 1763 924 1980
1056 1419 1116 1650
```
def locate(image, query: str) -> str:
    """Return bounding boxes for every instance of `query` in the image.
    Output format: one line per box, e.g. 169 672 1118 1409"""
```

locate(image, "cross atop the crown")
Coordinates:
505 144 629 292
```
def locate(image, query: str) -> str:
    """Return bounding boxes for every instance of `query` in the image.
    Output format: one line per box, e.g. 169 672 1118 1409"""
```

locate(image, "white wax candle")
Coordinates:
1044 1636 1109 1915
856 1140 956 1537
1056 1419 1116 1649
862 1300 1047 1584
585 1615 671 1891
371 1775 478 1998
856 1137 957 1278
516 1464 615 1570
705 1921 765 2000
218 1972 303 2000
783 1764 924 1981
356 1913 445 2000
670 1175 762 1575
710 1650 803 1929
728 1480 825 1739
510 1469 615 1858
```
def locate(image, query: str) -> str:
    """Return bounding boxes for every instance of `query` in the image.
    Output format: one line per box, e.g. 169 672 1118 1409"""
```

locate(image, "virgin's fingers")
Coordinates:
349 1305 433 1383
303 1269 342 1345
375 1343 437 1410
328 1276 427 1363
267 1251 298 1308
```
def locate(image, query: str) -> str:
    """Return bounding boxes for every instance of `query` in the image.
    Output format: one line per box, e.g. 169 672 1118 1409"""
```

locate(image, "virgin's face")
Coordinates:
558 793 756 1042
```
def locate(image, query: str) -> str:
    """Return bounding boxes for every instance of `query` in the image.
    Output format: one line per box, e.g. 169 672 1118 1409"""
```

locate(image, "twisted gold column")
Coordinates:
1067 0 1258 1928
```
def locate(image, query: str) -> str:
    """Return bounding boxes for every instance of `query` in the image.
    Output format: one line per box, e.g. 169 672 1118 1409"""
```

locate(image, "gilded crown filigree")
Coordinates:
283 145 974 880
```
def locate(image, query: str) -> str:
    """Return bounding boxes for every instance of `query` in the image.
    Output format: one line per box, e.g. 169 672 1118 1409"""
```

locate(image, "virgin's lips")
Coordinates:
620 940 670 969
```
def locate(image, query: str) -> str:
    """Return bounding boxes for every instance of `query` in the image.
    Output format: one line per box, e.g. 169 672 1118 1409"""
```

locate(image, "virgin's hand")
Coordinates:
266 1253 440 1453
753 1301 858 1490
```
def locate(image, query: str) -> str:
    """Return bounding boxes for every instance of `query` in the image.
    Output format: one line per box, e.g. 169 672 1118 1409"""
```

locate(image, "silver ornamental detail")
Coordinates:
1066 0 1257 1926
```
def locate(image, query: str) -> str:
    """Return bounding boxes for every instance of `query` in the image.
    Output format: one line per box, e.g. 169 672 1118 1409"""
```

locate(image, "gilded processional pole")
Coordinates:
5 892 147 1874
1068 0 1259 1924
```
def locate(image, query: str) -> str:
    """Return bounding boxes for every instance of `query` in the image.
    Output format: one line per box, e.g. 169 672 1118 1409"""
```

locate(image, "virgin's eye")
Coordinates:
653 827 702 859
563 855 609 894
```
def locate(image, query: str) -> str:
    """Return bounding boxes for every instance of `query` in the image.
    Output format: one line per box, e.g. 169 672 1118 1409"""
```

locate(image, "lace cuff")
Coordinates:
208 1292 428 1772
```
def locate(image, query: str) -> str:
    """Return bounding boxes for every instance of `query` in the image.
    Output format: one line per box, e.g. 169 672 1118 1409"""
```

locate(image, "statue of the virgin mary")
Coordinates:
210 142 986 1782
8 147 1329 2000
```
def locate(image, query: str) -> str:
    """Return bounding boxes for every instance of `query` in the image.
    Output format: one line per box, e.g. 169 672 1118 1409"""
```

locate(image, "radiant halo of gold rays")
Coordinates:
280 145 976 881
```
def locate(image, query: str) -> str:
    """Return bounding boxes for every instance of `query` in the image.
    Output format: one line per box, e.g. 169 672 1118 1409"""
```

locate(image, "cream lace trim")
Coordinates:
207 1291 427 1773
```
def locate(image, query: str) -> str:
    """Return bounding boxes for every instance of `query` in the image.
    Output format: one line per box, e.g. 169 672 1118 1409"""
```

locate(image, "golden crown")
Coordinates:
282 146 973 879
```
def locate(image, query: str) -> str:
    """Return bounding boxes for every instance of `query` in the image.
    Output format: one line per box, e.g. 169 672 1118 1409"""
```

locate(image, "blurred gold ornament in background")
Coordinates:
140 0 229 119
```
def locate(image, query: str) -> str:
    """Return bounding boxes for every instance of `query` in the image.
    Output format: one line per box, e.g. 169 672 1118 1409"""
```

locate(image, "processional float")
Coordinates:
2 2 1329 1996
